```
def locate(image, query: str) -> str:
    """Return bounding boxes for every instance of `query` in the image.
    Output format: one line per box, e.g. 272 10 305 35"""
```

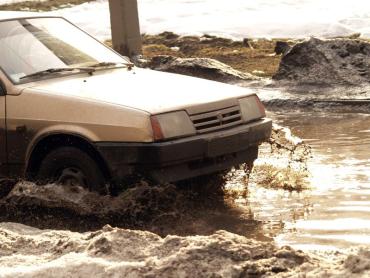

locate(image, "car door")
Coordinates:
0 82 6 177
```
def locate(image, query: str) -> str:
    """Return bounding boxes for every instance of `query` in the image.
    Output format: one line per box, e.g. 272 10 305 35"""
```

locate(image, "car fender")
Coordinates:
25 124 100 161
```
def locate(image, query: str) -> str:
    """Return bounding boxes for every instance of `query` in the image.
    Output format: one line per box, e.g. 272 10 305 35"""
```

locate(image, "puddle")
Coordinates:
247 111 370 251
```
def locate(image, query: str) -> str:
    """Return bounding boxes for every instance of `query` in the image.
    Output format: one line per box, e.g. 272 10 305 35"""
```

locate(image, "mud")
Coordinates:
0 176 271 238
248 124 311 192
273 37 370 87
143 55 261 83
0 178 17 199
262 97 370 113
0 177 264 237
0 181 183 233
0 125 309 238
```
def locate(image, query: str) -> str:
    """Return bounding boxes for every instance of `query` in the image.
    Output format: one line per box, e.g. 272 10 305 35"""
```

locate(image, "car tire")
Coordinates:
37 146 107 194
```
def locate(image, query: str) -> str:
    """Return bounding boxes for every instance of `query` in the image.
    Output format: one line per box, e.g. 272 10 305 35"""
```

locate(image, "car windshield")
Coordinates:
0 17 129 84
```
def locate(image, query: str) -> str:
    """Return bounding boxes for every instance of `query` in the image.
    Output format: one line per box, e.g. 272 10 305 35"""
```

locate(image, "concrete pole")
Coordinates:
108 0 142 57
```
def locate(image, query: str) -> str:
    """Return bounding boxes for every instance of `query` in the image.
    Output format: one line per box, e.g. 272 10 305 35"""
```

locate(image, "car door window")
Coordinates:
0 93 6 176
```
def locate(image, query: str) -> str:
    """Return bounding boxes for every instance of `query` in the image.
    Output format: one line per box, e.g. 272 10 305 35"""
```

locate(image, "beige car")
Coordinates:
0 14 272 193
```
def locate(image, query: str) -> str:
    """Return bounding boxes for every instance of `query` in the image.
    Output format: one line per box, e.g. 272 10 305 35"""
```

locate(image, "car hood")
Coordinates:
23 67 256 114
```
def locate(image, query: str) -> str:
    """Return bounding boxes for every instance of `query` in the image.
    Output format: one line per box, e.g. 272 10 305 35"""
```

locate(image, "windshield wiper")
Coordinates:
89 62 117 67
87 61 134 69
20 67 95 80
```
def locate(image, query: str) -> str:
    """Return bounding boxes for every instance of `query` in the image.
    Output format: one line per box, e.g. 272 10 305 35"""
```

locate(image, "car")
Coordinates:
0 13 272 193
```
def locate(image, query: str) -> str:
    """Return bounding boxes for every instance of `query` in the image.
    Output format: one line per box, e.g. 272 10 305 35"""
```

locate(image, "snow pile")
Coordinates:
42 0 370 41
1 222 370 277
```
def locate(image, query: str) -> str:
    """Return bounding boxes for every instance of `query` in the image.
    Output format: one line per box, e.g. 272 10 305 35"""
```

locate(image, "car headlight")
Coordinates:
150 111 196 141
239 95 266 122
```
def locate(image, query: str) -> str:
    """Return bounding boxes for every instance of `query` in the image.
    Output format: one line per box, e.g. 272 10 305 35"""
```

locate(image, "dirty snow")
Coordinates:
1 222 370 277
0 223 309 277
41 0 370 41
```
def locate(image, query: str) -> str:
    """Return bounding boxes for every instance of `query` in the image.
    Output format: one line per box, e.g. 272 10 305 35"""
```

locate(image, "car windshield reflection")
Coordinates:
0 17 129 84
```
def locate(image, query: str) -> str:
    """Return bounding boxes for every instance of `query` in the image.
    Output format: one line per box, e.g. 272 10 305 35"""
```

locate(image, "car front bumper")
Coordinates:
95 118 272 183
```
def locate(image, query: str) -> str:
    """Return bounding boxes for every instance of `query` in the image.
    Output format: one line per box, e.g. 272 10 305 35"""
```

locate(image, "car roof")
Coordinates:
0 11 58 22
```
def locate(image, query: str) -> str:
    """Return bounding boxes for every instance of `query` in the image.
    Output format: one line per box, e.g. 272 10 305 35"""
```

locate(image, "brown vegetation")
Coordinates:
140 32 285 78
0 0 93 11
106 32 291 77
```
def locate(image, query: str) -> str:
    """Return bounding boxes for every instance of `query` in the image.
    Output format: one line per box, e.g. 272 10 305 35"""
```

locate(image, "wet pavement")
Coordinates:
244 110 370 251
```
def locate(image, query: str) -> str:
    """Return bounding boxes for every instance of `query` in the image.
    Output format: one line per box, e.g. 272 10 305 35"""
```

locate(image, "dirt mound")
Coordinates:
144 55 260 83
273 37 370 86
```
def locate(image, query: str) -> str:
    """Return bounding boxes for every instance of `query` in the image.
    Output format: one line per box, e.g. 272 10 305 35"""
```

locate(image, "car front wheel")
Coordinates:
37 146 107 194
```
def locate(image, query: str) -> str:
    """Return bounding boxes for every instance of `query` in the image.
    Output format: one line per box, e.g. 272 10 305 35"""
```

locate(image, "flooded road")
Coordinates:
1 112 368 277
246 111 370 251
1 103 369 253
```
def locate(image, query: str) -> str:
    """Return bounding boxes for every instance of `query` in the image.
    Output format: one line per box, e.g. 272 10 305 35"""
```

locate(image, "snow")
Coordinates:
0 0 43 5
1 222 370 278
0 0 36 4
45 0 370 41
1 0 370 40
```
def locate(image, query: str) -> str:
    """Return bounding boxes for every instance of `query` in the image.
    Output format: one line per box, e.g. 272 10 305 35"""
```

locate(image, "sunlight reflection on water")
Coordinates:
248 111 370 251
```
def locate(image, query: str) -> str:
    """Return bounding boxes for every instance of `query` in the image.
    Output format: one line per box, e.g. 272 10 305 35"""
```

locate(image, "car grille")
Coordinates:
190 106 243 134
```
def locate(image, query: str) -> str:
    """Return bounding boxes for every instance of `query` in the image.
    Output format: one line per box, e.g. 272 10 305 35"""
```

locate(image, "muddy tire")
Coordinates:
37 147 107 194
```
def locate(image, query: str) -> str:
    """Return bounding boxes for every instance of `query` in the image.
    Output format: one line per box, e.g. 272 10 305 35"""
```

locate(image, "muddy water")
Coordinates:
1 106 369 253
246 111 370 251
